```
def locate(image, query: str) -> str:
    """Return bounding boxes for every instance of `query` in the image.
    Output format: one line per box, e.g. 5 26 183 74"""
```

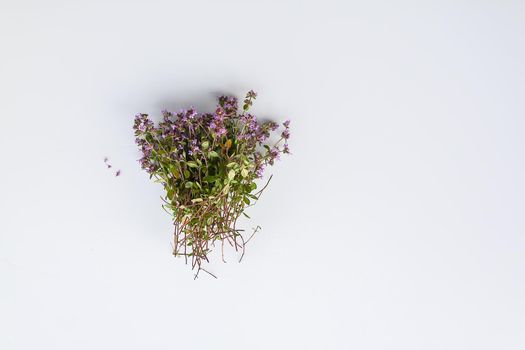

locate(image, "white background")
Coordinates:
1 0 524 349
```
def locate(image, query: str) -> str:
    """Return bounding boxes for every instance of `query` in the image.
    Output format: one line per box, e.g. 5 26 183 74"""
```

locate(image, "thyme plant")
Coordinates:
133 91 290 277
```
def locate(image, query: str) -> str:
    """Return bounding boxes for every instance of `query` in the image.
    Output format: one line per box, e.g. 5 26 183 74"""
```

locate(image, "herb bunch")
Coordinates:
133 91 290 277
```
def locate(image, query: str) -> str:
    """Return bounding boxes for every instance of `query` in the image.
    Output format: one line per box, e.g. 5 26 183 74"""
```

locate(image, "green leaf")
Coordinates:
227 162 236 168
228 169 236 180
187 161 199 168
243 197 250 205
208 151 219 158
191 198 203 203
203 175 218 183
241 168 249 177
201 141 209 150
169 165 180 179
185 181 193 189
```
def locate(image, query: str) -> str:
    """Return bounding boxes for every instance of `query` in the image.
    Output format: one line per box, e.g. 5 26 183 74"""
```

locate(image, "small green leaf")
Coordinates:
201 141 209 150
241 168 249 177
185 181 193 189
203 175 218 182
191 198 203 203
227 162 236 168
187 161 199 168
228 169 236 180
208 151 219 158
243 197 250 205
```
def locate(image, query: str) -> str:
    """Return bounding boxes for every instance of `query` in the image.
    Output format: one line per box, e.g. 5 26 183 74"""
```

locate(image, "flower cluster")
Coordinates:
133 91 291 277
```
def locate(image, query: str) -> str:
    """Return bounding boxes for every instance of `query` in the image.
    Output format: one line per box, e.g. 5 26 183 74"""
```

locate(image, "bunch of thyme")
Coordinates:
133 91 290 277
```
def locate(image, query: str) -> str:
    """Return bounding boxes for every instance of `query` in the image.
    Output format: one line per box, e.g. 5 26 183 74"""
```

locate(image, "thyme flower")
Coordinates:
133 91 291 277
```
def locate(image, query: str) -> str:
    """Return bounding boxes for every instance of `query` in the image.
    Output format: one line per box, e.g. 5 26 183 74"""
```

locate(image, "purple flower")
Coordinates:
162 109 172 119
271 147 280 160
133 91 290 181
268 147 281 165
256 165 265 178
216 127 227 136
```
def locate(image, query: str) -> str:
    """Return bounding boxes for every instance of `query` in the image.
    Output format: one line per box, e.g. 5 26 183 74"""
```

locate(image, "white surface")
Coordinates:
1 0 524 349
